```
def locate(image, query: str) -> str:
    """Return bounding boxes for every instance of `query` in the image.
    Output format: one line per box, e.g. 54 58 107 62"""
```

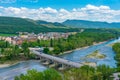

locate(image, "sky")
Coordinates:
0 0 120 22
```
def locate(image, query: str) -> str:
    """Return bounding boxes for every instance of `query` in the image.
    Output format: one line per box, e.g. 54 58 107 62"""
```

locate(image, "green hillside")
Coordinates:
0 16 79 34
63 20 120 28
36 20 67 28
1 16 120 34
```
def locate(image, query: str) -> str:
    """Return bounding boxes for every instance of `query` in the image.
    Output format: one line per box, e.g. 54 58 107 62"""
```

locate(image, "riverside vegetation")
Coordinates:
112 43 120 72
0 30 116 63
0 40 35 64
0 29 120 80
27 31 117 55
15 65 115 80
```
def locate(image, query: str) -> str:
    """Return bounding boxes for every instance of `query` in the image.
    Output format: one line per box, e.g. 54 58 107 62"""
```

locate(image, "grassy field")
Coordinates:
0 33 17 37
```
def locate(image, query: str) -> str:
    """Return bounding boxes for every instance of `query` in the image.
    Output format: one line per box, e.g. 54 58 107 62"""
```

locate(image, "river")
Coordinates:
0 60 46 80
0 38 120 80
60 39 119 67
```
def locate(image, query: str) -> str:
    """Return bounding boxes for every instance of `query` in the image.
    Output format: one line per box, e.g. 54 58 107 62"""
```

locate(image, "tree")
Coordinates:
50 39 53 47
96 65 114 80
0 40 10 48
15 70 44 80
53 47 61 55
43 47 49 54
12 45 21 57
64 65 114 80
64 65 94 80
21 42 29 50
44 69 62 80
1 48 4 54
21 42 30 57
15 69 62 80
112 43 120 71
3 48 13 60
5 41 10 48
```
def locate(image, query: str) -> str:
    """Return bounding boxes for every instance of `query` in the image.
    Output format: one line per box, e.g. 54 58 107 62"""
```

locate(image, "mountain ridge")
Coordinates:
62 19 120 28
0 16 120 34
0 16 79 34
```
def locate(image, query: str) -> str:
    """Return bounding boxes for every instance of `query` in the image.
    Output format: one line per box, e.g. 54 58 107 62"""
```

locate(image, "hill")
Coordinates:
36 20 67 28
1 16 120 34
0 16 79 34
62 20 120 28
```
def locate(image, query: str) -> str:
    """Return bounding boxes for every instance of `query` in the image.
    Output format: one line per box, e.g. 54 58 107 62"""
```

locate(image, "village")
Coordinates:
0 32 77 45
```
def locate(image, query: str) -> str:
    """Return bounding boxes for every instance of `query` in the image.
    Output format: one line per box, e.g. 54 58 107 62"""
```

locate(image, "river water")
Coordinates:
0 60 46 80
60 39 119 67
0 38 120 80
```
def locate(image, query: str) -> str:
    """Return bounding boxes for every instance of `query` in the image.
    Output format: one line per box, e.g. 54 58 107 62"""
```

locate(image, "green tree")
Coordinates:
44 69 62 80
12 45 21 57
112 43 120 71
15 69 62 80
43 47 49 54
64 65 114 80
21 42 30 57
96 65 114 80
64 66 94 80
50 39 53 47
53 46 61 55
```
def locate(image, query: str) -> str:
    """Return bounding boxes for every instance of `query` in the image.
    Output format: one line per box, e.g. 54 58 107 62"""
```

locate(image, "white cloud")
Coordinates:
0 0 16 3
0 4 120 22
0 0 38 3
40 7 58 14
21 0 38 3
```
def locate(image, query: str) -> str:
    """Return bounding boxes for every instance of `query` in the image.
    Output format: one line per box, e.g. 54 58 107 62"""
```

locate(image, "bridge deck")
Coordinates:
32 50 83 68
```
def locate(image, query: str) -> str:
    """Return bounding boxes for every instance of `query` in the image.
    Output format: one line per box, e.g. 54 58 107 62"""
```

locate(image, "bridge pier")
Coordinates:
49 60 54 64
41 58 51 65
49 61 57 68
58 64 65 70
39 57 48 63
35 55 40 60
58 64 72 70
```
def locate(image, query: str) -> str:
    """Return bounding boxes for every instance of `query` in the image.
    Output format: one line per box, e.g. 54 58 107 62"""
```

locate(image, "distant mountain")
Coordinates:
0 16 79 34
1 16 119 34
36 20 67 28
63 20 120 28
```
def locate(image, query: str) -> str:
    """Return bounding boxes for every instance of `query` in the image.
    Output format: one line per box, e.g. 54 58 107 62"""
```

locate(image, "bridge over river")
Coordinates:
31 50 83 68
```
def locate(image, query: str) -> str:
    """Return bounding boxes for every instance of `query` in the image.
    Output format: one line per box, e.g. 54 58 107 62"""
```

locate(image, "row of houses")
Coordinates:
0 32 75 45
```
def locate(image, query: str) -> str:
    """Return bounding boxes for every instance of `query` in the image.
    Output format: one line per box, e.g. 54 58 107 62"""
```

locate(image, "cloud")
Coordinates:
0 0 38 3
0 0 16 3
0 4 120 22
19 0 38 3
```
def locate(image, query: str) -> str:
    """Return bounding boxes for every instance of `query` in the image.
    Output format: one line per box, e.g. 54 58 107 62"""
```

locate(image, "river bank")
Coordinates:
0 64 10 68
0 53 36 68
0 60 26 68
0 56 34 68
59 41 107 56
